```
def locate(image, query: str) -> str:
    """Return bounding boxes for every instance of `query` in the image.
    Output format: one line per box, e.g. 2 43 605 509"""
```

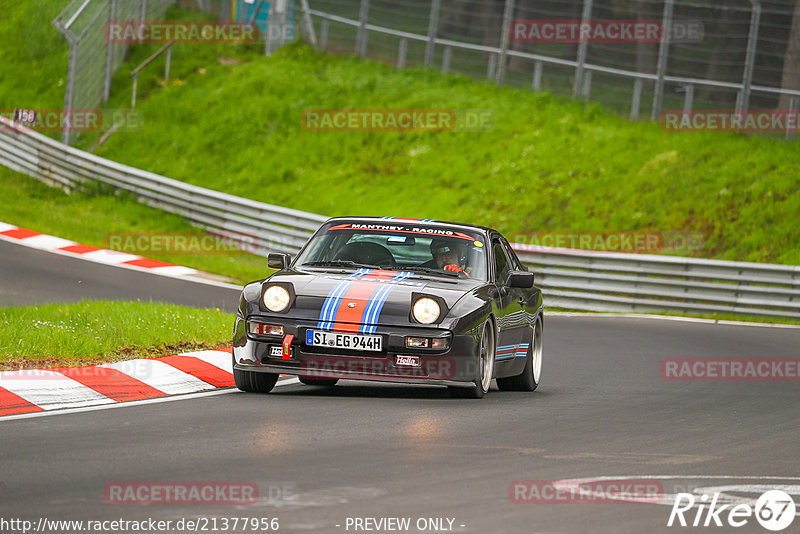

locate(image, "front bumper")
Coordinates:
233 315 480 387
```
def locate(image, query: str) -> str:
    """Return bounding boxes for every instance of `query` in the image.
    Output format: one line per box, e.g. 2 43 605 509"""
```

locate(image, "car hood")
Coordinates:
257 268 484 328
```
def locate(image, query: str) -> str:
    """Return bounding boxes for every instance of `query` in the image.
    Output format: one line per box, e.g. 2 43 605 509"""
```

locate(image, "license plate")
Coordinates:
269 346 283 357
305 330 382 352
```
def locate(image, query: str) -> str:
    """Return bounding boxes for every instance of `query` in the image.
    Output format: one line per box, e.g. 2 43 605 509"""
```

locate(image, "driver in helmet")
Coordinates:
429 239 470 276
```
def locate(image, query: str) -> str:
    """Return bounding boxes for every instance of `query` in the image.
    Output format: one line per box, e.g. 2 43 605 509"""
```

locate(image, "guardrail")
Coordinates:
1 115 798 319
514 245 800 319
0 116 327 256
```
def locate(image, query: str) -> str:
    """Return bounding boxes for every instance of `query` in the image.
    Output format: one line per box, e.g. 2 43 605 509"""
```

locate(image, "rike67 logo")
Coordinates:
668 490 796 531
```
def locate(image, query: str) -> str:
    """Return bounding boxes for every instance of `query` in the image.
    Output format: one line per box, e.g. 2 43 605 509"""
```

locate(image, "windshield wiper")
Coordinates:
303 260 382 269
401 266 461 278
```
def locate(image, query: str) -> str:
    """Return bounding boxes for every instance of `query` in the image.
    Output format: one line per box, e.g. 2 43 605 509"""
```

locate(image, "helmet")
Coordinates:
430 239 455 255
430 239 464 261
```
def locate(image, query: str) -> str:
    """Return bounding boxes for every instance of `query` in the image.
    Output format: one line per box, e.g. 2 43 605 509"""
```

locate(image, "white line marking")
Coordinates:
0 222 18 232
0 378 300 422
0 229 243 291
80 249 142 264
101 359 212 394
0 370 115 410
150 265 198 276
19 235 76 250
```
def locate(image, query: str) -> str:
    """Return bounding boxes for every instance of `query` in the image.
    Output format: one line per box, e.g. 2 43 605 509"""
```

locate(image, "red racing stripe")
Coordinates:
52 366 165 402
59 244 101 254
157 355 235 387
123 258 175 269
363 270 401 280
0 387 44 416
0 228 40 240
331 282 382 333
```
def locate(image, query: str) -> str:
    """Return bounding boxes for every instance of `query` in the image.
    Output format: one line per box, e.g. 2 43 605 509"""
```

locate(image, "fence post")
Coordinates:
356 0 369 57
495 0 515 86
165 43 172 83
265 1 277 55
652 0 674 120
573 0 593 98
265 0 290 56
103 0 117 103
53 21 77 145
630 79 642 120
442 46 452 73
582 70 592 102
320 18 329 50
532 61 543 90
487 54 497 80
299 0 317 47
788 96 798 141
682 84 694 114
424 0 441 68
738 0 761 114
397 37 407 69
140 0 147 21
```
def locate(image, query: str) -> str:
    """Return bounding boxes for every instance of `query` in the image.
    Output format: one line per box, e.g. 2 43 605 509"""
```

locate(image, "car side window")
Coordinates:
501 238 524 271
493 241 510 284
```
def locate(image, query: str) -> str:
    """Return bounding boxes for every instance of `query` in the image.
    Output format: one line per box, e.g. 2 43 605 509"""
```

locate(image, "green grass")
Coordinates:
0 0 71 115
0 166 271 285
0 301 234 369
89 42 800 265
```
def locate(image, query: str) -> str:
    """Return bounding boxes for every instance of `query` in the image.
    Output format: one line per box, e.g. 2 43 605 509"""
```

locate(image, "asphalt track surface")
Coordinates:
0 239 238 309
2 239 799 533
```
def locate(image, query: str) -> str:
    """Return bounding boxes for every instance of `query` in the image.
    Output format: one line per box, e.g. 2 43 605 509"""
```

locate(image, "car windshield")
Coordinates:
295 221 488 280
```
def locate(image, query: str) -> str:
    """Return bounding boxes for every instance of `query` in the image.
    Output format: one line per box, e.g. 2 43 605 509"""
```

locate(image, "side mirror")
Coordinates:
508 271 534 288
268 253 291 270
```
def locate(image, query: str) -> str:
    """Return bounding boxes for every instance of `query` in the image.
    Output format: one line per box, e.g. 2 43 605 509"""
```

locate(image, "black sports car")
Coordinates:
232 217 543 398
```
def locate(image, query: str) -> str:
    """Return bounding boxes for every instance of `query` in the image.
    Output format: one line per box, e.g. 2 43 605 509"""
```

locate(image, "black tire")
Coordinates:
448 320 495 399
234 366 279 393
497 318 542 392
298 376 339 386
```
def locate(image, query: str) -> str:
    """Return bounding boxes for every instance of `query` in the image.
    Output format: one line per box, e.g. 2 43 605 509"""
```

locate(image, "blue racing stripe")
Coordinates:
317 269 372 330
362 283 396 334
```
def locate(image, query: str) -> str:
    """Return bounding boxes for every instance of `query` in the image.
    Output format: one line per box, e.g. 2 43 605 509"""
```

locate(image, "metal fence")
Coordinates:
514 245 800 318
303 0 800 128
2 115 799 319
51 0 239 146
53 0 172 145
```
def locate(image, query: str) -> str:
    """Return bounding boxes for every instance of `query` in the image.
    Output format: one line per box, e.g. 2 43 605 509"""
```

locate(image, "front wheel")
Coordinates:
234 366 279 393
497 318 542 392
448 321 495 399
